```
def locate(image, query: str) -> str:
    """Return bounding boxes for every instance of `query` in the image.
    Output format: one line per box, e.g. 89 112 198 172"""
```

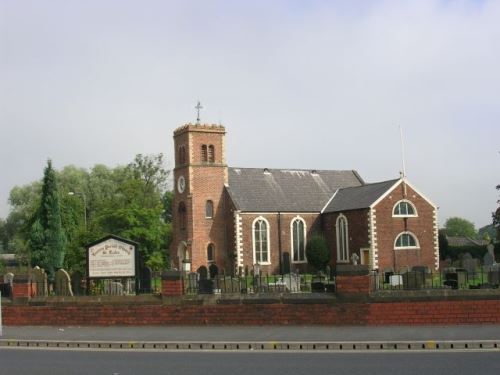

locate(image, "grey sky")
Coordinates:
1 0 499 228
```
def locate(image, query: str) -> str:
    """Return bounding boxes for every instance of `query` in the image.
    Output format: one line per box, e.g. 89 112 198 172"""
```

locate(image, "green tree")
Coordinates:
305 234 330 272
444 217 478 238
0 219 7 252
28 160 67 281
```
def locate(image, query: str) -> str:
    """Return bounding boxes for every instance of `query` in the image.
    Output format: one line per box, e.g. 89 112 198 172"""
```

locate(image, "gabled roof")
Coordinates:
446 236 488 247
323 179 399 213
226 167 364 212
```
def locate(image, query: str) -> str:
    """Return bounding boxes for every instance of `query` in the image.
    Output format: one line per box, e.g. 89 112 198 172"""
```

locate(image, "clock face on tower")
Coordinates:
177 175 186 194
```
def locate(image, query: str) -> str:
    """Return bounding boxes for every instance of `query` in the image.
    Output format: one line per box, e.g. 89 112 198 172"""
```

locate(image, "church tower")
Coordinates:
171 123 228 273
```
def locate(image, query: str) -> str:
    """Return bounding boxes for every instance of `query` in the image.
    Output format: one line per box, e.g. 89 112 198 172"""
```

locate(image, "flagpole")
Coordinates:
399 125 407 196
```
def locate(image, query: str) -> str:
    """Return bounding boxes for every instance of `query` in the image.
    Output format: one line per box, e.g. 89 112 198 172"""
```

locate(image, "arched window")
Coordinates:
291 217 306 263
201 145 208 162
393 200 417 217
207 243 215 263
336 214 349 262
205 200 214 218
178 202 187 230
208 145 215 163
394 232 419 249
178 145 186 165
253 217 270 264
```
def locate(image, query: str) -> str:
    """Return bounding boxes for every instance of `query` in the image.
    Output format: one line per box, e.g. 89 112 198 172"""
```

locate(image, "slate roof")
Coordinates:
323 179 400 213
446 236 488 247
226 168 364 212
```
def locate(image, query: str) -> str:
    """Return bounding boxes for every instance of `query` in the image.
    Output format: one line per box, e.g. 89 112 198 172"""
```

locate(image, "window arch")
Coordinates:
205 200 214 218
394 232 420 249
178 202 187 230
253 217 270 264
208 145 215 163
336 214 349 262
178 145 186 165
207 243 215 263
201 144 208 162
291 217 306 263
393 200 417 217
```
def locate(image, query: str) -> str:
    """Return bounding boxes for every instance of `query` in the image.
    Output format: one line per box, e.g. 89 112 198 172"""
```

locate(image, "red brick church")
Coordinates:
170 123 439 275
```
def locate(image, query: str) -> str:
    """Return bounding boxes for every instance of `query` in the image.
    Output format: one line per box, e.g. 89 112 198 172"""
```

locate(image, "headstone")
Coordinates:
3 272 14 285
484 252 495 269
351 253 360 265
139 266 152 293
31 267 48 297
282 252 291 274
402 271 424 290
208 263 219 279
71 271 83 296
283 273 300 292
54 269 73 296
461 253 477 274
197 266 208 280
103 279 123 295
187 272 198 293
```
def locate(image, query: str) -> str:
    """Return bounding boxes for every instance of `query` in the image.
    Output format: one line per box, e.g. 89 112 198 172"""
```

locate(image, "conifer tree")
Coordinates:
29 160 67 281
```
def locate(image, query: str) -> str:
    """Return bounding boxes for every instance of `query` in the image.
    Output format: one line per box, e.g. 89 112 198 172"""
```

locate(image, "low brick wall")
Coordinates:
2 297 500 326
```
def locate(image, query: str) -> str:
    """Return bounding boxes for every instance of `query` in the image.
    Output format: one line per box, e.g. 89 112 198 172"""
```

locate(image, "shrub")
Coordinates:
305 234 330 272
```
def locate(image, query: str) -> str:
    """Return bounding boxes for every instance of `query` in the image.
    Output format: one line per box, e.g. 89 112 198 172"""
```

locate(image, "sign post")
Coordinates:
0 291 3 337
86 235 139 295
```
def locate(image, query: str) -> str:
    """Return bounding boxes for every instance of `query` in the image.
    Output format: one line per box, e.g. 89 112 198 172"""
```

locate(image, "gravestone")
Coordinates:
283 273 300 292
208 263 219 279
1 272 14 297
139 266 152 293
55 269 73 296
187 272 198 293
484 252 495 269
71 271 83 296
197 266 208 280
461 253 477 274
3 272 14 286
103 279 123 295
282 252 291 274
31 266 48 297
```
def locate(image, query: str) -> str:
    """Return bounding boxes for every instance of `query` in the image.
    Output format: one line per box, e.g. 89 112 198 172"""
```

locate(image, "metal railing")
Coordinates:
372 268 500 291
28 272 162 297
185 273 336 295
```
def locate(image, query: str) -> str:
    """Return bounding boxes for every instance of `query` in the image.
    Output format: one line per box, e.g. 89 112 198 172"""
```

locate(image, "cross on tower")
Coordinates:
195 101 203 124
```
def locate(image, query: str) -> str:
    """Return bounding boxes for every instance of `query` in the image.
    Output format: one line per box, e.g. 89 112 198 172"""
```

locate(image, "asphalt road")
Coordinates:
3 325 500 342
1 350 500 375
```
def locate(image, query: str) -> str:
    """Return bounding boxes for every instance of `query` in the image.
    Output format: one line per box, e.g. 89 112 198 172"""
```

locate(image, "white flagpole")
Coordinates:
399 125 407 197
399 125 407 178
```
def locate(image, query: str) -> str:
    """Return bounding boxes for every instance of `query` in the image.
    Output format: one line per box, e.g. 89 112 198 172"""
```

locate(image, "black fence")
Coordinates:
28 271 162 297
185 273 336 295
372 267 500 291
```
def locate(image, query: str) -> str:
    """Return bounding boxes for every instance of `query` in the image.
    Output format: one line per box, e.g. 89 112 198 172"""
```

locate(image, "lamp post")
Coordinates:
68 191 87 230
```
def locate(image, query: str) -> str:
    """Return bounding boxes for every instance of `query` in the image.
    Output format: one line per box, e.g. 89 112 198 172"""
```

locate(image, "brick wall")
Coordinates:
3 299 500 326
239 213 321 274
336 275 370 295
374 182 437 272
322 209 370 268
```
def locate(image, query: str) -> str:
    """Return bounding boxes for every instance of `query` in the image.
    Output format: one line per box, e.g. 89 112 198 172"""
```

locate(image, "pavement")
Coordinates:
2 325 500 342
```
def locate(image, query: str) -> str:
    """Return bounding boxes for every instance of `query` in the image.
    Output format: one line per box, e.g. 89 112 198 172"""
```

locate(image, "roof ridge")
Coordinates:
336 178 400 191
229 166 358 173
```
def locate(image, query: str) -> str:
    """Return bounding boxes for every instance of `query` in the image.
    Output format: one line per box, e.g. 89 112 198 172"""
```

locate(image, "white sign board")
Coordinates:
88 238 136 278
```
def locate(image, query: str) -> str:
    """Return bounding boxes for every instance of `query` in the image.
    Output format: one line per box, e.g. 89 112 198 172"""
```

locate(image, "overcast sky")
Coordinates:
1 0 499 228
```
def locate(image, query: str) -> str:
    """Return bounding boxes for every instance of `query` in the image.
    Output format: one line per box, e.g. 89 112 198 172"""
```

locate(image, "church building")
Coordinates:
171 123 439 276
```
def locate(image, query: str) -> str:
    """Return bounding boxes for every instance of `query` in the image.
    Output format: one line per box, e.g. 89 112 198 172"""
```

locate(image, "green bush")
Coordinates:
305 234 330 272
